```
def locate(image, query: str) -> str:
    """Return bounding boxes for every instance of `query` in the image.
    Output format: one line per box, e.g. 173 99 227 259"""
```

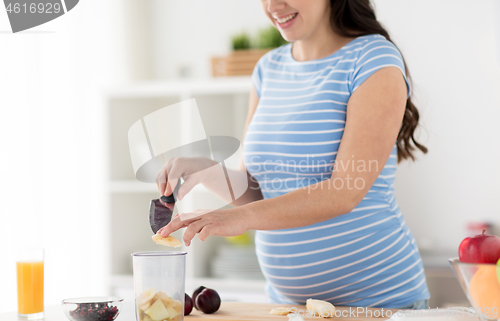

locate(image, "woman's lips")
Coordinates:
275 12 298 29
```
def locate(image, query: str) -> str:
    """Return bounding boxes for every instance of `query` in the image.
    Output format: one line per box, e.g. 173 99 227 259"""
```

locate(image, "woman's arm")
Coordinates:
160 67 407 244
157 86 263 206
244 67 407 229
199 86 263 206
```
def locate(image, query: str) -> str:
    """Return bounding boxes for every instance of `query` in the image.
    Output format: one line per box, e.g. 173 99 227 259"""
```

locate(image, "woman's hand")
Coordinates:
156 157 215 200
157 207 250 246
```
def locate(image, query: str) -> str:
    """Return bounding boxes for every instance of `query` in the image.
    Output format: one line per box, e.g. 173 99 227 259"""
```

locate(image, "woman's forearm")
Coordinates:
242 175 366 231
201 166 263 206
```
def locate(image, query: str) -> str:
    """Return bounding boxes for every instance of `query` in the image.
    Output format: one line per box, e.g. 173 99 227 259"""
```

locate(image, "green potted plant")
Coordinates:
211 26 288 77
254 26 288 49
231 32 252 51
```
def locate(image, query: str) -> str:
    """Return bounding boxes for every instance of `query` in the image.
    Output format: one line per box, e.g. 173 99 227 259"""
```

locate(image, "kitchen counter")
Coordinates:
1 302 480 321
186 303 401 320
0 303 401 321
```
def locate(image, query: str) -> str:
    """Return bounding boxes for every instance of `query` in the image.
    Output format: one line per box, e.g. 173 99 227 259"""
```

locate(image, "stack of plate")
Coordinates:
210 244 264 280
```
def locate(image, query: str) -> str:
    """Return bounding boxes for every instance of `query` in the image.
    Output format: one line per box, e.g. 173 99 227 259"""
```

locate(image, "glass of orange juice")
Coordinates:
17 248 44 319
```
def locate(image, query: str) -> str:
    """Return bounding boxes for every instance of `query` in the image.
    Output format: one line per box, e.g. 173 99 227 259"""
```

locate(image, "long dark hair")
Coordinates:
330 0 427 162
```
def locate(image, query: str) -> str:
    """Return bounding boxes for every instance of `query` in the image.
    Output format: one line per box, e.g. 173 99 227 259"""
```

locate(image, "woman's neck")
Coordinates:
292 26 356 62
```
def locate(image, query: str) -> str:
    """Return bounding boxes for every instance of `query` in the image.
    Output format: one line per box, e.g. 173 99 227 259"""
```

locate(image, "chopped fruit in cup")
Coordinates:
136 289 183 321
137 289 156 311
145 299 170 321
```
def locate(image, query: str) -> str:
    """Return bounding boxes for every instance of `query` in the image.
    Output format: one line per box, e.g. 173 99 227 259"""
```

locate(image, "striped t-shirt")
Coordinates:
243 34 430 308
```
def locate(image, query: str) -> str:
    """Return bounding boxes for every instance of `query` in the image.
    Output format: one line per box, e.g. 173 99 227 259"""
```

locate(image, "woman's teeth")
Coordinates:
276 13 297 24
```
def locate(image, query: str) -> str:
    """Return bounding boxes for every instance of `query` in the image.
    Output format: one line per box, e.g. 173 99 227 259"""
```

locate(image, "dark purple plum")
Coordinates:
195 288 221 314
192 286 206 310
184 293 193 316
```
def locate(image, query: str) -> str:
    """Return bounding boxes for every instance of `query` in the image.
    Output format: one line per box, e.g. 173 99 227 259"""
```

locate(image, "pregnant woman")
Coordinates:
158 0 430 309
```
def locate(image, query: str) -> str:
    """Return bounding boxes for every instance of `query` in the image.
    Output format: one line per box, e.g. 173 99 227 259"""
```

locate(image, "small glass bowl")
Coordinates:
449 258 500 321
61 297 123 321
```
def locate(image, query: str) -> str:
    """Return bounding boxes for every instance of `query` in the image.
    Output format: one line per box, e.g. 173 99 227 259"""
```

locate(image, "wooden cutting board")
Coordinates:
185 302 399 321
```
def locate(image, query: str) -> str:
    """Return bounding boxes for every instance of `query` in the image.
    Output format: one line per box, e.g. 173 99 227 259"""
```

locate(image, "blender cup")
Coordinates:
132 252 187 321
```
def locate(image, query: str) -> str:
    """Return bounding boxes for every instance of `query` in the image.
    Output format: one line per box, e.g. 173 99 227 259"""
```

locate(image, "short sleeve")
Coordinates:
251 56 265 98
349 39 411 99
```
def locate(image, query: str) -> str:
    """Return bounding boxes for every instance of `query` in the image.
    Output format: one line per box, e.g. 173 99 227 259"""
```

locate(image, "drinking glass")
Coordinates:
17 248 44 319
132 251 187 321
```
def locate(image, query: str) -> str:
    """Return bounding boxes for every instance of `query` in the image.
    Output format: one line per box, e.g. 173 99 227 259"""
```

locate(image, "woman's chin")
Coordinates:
278 31 299 43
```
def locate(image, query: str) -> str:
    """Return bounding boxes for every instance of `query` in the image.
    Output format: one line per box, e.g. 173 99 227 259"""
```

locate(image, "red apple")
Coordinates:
459 230 500 264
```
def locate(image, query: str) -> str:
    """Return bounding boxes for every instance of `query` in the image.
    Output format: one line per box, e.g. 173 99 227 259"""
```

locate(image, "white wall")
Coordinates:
150 0 271 79
0 0 131 313
149 0 500 251
374 0 500 251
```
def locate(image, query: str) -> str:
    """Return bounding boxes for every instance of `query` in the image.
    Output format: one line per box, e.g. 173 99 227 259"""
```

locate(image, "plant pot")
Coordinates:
211 49 271 77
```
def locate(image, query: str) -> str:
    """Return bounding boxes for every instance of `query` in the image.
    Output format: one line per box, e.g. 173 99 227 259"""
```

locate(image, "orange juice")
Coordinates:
17 261 44 315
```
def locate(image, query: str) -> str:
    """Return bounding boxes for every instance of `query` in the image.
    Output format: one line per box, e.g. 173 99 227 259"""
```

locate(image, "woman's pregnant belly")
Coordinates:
255 197 429 308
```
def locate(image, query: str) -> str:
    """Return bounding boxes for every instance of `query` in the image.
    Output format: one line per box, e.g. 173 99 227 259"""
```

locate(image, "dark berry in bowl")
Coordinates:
62 297 123 321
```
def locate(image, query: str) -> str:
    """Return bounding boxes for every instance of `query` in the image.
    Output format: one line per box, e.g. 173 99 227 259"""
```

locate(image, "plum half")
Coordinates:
149 199 173 234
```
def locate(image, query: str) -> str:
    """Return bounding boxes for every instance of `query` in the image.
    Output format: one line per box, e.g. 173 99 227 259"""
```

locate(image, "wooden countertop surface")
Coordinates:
0 302 401 321
186 302 400 321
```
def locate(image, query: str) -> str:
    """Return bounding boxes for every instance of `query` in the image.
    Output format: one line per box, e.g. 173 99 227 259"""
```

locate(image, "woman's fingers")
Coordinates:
182 219 209 246
164 158 185 197
158 209 213 244
159 215 193 237
176 176 198 200
198 225 214 242
156 166 168 197
179 209 211 221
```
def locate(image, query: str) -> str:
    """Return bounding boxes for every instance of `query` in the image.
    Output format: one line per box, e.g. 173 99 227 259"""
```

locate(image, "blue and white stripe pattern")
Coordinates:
243 34 430 308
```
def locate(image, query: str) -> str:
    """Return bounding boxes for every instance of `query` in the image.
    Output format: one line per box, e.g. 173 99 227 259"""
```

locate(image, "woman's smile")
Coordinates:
273 12 298 29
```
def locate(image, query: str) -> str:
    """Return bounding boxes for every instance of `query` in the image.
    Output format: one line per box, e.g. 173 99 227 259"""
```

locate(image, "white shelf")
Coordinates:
106 77 252 99
106 78 251 291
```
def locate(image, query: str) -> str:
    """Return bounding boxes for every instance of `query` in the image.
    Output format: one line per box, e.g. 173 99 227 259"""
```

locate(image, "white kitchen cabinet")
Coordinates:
104 77 266 301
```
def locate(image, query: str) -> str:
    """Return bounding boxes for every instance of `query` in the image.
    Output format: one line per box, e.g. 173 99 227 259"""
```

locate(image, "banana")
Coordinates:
152 234 182 247
306 299 335 318
269 307 293 315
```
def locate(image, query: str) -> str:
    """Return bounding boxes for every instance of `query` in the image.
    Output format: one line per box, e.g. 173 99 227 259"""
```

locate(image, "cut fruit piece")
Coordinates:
142 316 153 321
137 307 145 321
154 291 174 308
288 313 305 321
166 304 180 320
306 299 335 318
137 289 157 311
152 234 182 247
139 300 152 312
269 307 292 315
173 299 183 313
145 299 170 321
